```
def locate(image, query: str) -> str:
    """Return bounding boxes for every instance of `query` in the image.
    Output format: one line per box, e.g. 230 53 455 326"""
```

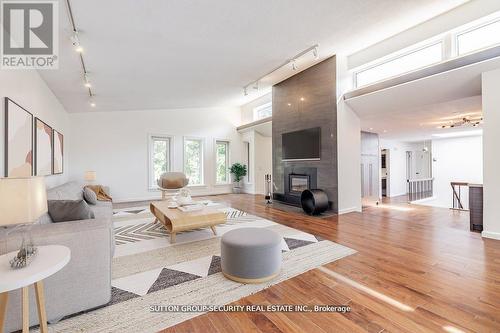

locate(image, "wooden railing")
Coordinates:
407 178 434 202
451 182 469 211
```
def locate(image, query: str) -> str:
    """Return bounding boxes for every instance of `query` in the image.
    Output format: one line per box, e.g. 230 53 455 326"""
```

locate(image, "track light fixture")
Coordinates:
242 44 319 96
70 31 83 53
83 73 91 88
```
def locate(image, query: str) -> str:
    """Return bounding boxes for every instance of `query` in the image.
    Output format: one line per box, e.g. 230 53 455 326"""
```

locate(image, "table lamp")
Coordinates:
84 171 96 184
0 177 47 268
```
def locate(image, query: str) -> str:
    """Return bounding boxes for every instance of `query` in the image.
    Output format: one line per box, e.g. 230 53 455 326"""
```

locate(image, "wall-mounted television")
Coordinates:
282 127 321 161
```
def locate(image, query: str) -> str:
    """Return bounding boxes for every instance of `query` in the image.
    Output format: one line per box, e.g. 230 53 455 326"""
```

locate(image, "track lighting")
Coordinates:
313 46 319 60
84 73 91 88
71 31 83 53
241 44 318 96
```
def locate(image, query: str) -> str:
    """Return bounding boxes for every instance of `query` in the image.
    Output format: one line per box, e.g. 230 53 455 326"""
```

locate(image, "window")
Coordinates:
215 140 230 184
253 102 272 121
457 18 500 55
354 42 443 87
149 135 171 188
184 138 204 185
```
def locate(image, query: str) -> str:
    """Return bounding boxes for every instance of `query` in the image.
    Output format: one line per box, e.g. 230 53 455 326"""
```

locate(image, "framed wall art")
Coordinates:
35 117 53 176
52 129 64 174
4 98 33 177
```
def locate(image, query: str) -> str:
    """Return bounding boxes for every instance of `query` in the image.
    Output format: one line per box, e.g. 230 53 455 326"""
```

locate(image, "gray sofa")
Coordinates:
0 182 114 333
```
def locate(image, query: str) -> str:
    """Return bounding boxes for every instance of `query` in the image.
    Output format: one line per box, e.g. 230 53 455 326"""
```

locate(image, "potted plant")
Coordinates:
229 163 247 193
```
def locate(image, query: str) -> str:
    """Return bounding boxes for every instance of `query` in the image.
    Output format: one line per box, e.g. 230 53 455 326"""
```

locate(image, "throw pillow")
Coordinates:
48 200 95 223
83 186 98 205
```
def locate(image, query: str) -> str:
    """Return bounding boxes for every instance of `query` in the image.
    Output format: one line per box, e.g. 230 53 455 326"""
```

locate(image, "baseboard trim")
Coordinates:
338 207 361 215
482 231 500 240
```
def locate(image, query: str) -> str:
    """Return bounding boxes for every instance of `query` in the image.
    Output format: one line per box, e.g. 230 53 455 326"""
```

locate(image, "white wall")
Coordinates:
253 132 272 195
380 140 410 197
337 101 362 214
0 70 70 188
482 69 500 240
239 130 272 195
423 135 483 208
68 107 242 202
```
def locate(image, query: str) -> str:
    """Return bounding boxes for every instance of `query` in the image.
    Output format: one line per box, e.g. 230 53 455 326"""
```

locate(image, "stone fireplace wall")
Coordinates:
272 56 338 211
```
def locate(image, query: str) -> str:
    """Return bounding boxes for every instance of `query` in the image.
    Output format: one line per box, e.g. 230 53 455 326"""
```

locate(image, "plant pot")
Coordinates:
232 181 243 194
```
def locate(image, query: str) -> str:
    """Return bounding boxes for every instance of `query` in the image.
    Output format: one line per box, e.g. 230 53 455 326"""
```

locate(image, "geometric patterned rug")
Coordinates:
38 204 356 333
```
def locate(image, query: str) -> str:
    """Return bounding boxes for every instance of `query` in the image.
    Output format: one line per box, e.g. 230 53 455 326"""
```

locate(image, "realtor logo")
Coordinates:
1 0 58 69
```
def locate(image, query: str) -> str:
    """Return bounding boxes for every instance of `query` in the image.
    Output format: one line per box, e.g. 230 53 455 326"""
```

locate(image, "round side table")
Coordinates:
0 245 70 333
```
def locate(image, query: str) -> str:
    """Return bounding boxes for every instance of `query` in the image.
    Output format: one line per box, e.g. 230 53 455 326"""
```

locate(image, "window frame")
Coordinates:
252 102 272 121
456 16 500 56
183 136 205 187
353 41 444 88
214 139 231 185
148 134 173 190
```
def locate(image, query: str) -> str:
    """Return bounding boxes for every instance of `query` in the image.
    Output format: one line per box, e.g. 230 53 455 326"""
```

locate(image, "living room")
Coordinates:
1 1 500 333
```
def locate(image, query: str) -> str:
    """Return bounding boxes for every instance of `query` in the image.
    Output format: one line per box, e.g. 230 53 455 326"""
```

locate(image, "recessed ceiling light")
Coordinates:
300 97 305 101
383 130 387 133
287 103 291 106
369 127 373 130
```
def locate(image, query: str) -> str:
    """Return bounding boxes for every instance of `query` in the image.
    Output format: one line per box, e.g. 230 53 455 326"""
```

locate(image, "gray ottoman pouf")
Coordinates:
221 227 282 283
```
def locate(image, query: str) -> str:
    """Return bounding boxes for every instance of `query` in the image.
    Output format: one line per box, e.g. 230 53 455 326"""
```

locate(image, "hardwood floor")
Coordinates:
157 194 500 333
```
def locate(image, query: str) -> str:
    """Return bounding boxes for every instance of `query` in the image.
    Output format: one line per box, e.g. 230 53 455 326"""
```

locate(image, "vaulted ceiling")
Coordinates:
40 0 468 113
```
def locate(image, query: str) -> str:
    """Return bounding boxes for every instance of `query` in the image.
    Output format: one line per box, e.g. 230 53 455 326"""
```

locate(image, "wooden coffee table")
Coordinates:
150 201 226 243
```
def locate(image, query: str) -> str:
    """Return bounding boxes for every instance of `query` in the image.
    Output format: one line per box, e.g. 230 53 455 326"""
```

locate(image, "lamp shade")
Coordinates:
84 171 96 181
0 177 48 226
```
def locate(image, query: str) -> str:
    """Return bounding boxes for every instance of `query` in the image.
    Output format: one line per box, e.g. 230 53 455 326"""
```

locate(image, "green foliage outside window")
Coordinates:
185 139 202 185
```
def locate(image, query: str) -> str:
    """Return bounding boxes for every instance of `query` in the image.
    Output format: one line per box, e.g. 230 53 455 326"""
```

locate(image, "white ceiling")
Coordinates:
345 55 500 142
39 0 468 113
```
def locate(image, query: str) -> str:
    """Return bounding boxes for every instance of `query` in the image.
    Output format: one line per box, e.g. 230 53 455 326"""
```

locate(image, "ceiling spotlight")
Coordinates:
300 97 305 101
291 59 298 71
243 87 248 96
313 46 319 60
83 73 91 88
71 31 83 53
90 101 96 107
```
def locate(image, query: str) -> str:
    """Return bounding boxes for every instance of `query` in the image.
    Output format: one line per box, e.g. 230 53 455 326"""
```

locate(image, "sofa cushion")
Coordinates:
90 201 113 220
47 182 84 201
83 187 98 205
48 200 95 222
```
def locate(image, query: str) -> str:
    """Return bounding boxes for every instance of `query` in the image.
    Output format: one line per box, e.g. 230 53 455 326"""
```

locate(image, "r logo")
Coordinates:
3 2 53 54
1 1 58 69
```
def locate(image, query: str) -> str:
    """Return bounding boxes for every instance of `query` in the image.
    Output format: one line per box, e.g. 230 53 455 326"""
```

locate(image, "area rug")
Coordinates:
38 204 356 333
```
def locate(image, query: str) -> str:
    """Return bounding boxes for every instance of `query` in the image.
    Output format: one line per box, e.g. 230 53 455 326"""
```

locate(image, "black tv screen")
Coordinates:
282 127 321 161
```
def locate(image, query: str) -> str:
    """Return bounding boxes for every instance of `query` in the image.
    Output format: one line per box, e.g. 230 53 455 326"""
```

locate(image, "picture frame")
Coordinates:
52 129 64 174
35 117 53 176
4 97 34 177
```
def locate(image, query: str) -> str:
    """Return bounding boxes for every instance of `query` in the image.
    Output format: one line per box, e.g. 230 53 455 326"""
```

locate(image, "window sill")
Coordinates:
214 183 232 187
187 184 208 189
